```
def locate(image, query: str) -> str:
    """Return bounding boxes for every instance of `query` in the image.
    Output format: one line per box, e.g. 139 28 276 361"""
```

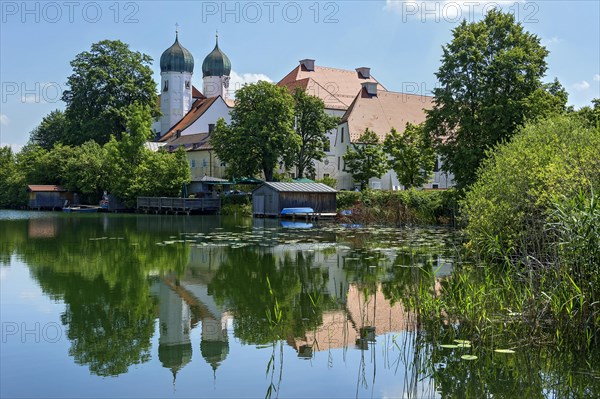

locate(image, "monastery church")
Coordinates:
153 32 454 190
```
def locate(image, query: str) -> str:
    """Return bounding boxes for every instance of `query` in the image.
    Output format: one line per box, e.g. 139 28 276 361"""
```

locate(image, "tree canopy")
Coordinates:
62 40 159 146
28 109 69 150
292 88 339 178
211 81 298 182
384 123 435 189
425 9 565 189
342 129 388 190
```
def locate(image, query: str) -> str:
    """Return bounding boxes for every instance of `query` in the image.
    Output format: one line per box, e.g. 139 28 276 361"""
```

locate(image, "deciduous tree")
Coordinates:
426 10 564 189
211 81 297 182
384 123 435 189
62 40 159 145
292 88 339 178
342 129 388 190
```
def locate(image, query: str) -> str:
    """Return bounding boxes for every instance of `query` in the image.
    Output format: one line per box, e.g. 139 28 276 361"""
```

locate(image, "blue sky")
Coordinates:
1 0 599 150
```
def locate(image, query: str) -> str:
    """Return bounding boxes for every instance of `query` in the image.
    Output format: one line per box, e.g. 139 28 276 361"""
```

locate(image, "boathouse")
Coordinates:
27 185 74 210
252 182 337 217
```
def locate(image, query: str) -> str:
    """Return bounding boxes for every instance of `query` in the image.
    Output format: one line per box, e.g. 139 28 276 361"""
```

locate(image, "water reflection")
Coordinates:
1 211 597 398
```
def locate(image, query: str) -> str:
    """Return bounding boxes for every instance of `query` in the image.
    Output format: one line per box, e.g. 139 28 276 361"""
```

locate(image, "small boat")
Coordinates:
63 205 99 213
280 207 314 217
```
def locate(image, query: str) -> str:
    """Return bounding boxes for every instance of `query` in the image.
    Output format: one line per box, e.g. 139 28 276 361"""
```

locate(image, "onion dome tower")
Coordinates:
202 32 231 99
159 28 194 135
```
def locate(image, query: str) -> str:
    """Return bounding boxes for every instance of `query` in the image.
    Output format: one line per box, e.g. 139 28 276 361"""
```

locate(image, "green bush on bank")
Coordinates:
461 115 600 333
337 188 458 225
462 115 600 261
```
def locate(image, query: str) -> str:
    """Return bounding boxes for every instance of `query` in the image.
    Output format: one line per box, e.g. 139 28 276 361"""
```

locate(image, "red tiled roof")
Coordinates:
192 85 205 99
159 97 219 142
27 185 67 192
278 64 386 110
164 132 213 151
341 88 434 143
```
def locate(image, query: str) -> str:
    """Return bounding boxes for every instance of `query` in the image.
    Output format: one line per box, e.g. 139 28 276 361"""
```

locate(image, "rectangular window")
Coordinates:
208 124 215 133
190 160 196 168
337 156 340 170
341 127 344 143
202 159 208 167
433 158 440 172
324 139 330 152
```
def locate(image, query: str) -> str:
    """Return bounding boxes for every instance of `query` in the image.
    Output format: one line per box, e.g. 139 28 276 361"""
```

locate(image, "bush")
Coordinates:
336 188 456 225
462 115 600 261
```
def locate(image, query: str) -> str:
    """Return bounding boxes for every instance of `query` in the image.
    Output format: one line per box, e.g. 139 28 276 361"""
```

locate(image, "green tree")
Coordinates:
426 10 562 189
62 141 108 203
384 123 435 189
292 88 339 178
0 147 27 207
104 104 190 206
342 129 388 190
211 81 297 182
62 40 159 146
574 98 600 128
28 109 69 150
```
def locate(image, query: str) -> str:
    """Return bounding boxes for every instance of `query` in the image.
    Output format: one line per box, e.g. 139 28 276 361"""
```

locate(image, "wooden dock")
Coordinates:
137 197 220 214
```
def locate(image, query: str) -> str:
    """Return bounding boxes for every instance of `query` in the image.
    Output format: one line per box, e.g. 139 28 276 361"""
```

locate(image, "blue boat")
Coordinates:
280 207 314 217
63 205 99 213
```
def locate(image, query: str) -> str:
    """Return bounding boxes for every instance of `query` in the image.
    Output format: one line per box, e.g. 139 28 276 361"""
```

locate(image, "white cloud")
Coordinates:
594 74 600 82
0 113 8 125
573 80 590 91
385 1 524 23
227 71 273 97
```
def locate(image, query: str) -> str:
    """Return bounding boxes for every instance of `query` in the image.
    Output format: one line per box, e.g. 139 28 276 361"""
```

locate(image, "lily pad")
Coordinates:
454 339 471 344
456 343 472 348
494 349 516 354
461 355 478 361
439 344 459 349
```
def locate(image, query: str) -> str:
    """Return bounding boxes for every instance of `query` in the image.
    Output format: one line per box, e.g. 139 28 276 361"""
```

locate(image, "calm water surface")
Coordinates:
0 211 595 398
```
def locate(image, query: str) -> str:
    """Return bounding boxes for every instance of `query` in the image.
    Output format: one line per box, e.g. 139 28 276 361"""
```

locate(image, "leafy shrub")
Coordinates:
462 115 600 261
336 188 456 225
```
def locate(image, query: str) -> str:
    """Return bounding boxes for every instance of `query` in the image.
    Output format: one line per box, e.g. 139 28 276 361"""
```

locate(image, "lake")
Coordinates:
0 211 597 398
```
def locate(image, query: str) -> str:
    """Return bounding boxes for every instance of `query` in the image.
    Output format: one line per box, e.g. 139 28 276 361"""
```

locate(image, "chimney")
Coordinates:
299 59 315 71
356 67 371 79
362 82 378 96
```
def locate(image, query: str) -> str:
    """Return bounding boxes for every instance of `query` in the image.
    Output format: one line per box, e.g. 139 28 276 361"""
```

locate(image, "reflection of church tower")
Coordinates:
200 314 229 375
156 281 192 384
202 33 231 99
159 29 195 135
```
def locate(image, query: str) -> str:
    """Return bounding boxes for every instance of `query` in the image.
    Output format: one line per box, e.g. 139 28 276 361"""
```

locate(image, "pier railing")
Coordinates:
137 197 220 213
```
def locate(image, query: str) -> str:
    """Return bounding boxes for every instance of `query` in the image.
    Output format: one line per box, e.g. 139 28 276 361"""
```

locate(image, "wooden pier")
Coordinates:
137 197 220 214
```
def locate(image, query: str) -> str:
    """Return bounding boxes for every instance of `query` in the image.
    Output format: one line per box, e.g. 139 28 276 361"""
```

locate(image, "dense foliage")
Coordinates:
291 88 339 178
0 105 189 208
211 81 298 181
337 188 458 225
462 115 599 259
62 40 159 146
342 129 388 190
426 10 567 189
384 123 435 189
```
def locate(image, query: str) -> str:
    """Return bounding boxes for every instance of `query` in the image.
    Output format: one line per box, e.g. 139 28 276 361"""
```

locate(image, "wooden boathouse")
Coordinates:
252 182 337 218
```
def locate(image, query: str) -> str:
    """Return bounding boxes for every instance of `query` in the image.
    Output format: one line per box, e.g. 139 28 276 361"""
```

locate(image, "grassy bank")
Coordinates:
336 188 459 225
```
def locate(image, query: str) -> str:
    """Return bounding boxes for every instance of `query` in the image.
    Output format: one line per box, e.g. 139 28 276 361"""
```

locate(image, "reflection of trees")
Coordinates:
3 215 190 376
208 248 338 345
